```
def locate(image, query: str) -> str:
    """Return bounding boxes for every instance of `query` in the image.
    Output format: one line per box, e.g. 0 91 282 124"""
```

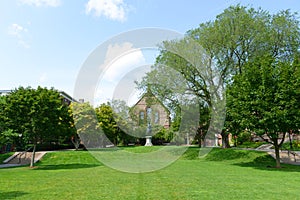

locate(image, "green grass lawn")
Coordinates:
0 147 299 200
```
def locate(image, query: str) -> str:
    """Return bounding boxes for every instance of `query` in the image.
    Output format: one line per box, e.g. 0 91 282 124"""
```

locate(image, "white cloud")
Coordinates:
8 23 30 48
94 42 147 105
103 42 146 81
8 24 27 37
18 0 61 7
85 0 130 22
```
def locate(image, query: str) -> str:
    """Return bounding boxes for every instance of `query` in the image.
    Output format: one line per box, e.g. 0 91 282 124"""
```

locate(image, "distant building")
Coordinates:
0 90 12 96
131 89 171 129
59 91 78 105
0 89 77 105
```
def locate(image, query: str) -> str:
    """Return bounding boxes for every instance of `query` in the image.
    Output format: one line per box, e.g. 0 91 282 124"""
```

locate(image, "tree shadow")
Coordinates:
33 163 103 170
181 147 201 160
205 148 250 161
233 155 300 172
0 191 28 199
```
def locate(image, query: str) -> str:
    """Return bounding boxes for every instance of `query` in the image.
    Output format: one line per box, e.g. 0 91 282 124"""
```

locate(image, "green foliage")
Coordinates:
95 101 136 146
280 141 300 151
95 103 118 145
227 56 300 167
236 131 252 145
2 87 75 166
152 127 172 144
0 96 7 133
4 87 72 144
0 129 19 147
0 152 14 163
228 57 300 135
70 102 108 148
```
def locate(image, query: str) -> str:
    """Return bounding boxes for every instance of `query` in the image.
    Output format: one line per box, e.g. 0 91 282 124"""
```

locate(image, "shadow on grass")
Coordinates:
33 163 102 170
205 148 250 161
181 147 201 160
233 155 300 172
204 148 300 172
0 191 28 199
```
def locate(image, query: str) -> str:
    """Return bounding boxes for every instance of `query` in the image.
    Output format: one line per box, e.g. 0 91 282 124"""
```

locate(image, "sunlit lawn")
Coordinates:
0 147 299 200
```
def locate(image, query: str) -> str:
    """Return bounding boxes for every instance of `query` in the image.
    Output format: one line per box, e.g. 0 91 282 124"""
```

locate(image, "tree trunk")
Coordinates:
71 136 80 150
30 144 36 168
272 137 281 168
221 131 230 148
198 138 202 148
288 131 293 150
273 139 281 168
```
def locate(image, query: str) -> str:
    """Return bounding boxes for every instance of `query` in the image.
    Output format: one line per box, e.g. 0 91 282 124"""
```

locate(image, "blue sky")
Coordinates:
1 0 299 105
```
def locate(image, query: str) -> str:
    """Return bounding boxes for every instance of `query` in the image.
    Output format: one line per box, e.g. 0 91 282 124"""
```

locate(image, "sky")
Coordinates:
1 0 300 106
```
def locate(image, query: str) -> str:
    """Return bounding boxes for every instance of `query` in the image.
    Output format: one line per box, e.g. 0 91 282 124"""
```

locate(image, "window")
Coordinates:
154 112 159 124
146 107 152 122
139 111 145 125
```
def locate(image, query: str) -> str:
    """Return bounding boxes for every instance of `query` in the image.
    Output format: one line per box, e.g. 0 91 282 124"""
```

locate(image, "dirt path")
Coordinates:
255 144 300 166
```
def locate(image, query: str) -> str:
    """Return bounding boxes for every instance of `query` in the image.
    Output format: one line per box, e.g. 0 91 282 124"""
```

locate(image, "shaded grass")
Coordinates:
0 152 14 163
0 148 299 200
236 141 267 149
120 146 163 153
205 148 300 172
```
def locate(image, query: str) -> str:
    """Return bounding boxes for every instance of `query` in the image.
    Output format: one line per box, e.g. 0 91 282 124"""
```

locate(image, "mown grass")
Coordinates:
0 147 299 200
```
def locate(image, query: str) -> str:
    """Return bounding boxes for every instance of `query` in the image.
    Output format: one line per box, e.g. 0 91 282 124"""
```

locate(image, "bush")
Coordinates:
237 131 252 145
280 140 300 151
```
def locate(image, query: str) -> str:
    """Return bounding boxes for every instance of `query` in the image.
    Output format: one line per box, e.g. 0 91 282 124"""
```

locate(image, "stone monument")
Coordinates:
144 122 153 146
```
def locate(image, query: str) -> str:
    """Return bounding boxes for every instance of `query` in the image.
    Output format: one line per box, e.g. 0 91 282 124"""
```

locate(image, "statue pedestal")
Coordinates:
145 136 153 146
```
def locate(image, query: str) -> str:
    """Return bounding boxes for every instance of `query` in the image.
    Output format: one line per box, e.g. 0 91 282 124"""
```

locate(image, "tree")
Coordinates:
95 101 137 146
227 56 300 167
0 95 6 133
138 34 225 147
187 5 300 147
70 102 109 148
95 103 119 145
0 129 18 149
110 100 136 146
3 87 73 167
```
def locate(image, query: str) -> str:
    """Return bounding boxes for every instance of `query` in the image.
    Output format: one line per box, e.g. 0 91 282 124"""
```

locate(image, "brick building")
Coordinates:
131 90 170 129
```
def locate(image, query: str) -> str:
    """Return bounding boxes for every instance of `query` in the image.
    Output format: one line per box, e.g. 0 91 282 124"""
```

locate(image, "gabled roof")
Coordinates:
59 91 78 103
131 89 170 114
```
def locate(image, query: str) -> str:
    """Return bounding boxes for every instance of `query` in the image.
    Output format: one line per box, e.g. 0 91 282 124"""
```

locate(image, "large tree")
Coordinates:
3 87 73 167
140 5 300 148
188 6 300 147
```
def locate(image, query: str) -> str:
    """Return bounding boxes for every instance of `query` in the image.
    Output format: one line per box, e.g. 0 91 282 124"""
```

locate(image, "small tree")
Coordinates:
4 87 72 167
227 57 300 167
70 102 110 148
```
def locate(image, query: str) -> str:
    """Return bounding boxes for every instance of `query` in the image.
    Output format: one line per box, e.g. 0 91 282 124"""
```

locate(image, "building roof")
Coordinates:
132 89 170 114
0 89 77 102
